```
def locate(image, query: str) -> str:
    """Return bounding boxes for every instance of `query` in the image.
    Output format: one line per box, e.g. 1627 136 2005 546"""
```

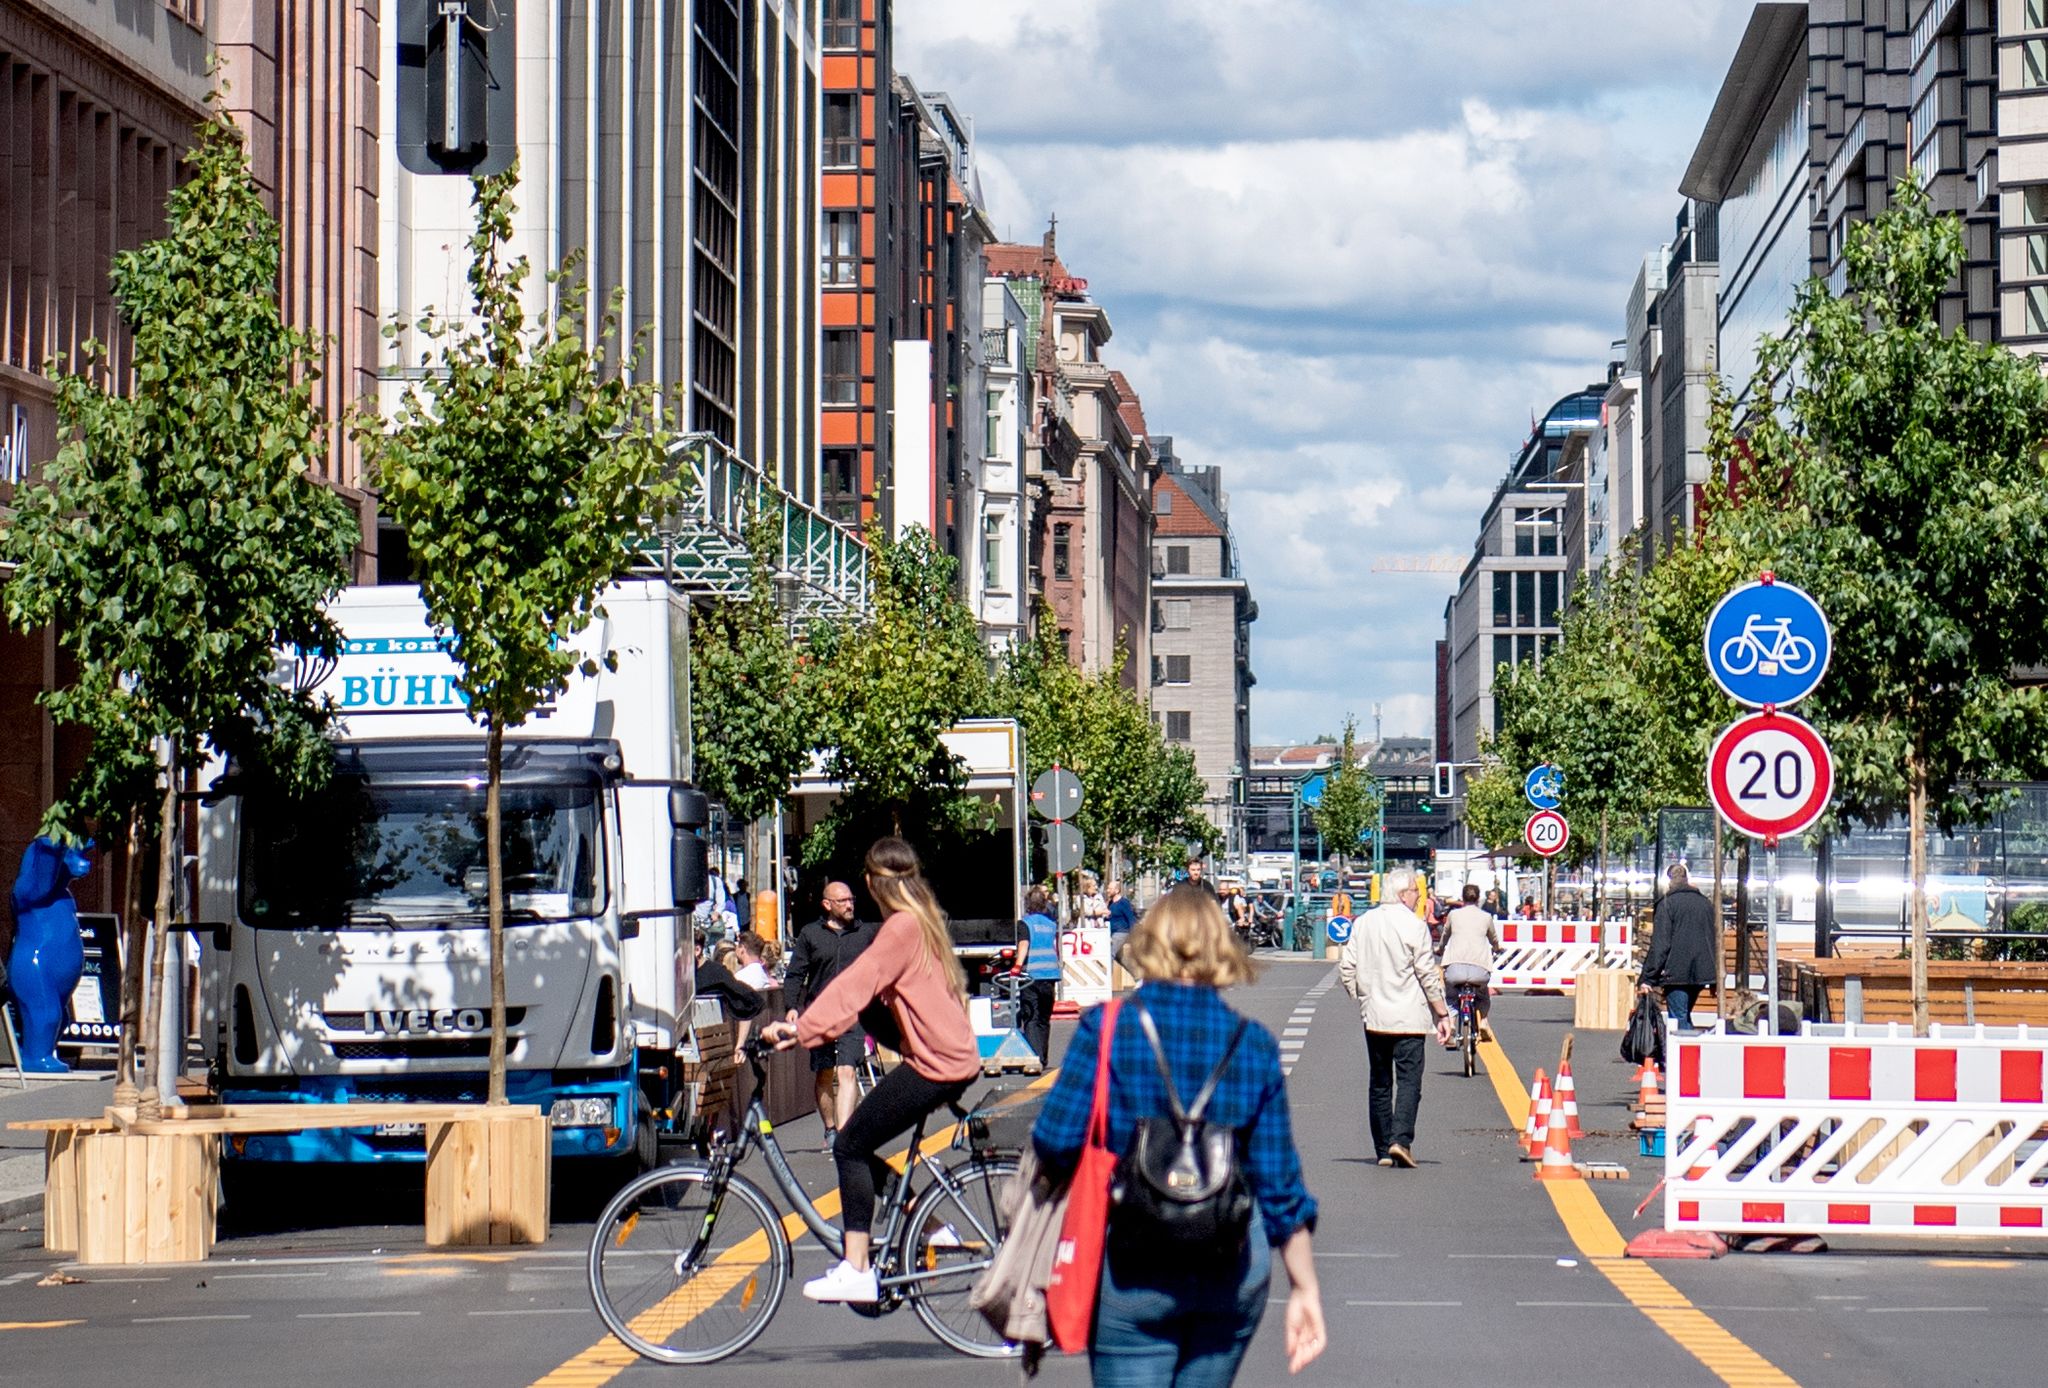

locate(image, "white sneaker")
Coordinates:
925 1223 963 1249
801 1259 879 1303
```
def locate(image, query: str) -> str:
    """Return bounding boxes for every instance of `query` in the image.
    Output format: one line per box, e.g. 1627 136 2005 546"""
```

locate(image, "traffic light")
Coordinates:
396 1 518 176
1417 800 1436 814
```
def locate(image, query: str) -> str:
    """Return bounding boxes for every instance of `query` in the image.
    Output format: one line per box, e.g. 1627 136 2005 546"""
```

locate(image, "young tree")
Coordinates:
2 110 359 1113
361 165 674 1103
803 524 992 865
1724 178 2048 1033
1310 718 1380 872
690 510 818 824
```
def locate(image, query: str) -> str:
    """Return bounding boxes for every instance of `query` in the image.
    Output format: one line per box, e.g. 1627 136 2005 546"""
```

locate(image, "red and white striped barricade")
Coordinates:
1666 1024 2048 1239
1489 919 1632 992
1055 926 1113 1017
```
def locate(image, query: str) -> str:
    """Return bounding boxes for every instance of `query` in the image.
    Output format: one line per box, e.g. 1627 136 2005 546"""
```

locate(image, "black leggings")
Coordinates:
832 1062 969 1235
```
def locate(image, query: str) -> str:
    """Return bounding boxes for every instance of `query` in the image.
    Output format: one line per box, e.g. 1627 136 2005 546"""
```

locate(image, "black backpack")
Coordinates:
1109 1003 1254 1256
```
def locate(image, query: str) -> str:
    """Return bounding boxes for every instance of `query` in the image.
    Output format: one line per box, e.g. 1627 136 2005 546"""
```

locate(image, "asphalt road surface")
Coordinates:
3 961 2044 1386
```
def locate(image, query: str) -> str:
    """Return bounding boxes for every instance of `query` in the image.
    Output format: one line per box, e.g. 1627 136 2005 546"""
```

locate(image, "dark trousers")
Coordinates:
1665 985 1699 1033
1365 1030 1426 1158
1018 977 1058 1062
833 1062 968 1234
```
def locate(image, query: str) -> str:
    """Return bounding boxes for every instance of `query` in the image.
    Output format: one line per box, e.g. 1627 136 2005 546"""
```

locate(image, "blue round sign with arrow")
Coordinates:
1704 578 1831 708
1326 914 1353 945
1523 764 1563 810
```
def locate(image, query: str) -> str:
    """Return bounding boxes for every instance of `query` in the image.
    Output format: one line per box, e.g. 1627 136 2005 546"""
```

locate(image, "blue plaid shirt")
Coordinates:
1031 981 1318 1245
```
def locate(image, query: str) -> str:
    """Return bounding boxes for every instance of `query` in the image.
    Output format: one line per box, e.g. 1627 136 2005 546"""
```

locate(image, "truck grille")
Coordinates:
321 1007 527 1032
328 1038 499 1062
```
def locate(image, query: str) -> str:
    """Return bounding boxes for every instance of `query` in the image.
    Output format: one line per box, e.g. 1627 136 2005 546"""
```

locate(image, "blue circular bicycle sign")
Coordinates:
1703 578 1831 708
1326 915 1353 945
1523 764 1563 810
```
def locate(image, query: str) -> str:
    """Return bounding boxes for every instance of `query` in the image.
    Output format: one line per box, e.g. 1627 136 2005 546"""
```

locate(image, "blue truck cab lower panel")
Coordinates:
219 1069 638 1163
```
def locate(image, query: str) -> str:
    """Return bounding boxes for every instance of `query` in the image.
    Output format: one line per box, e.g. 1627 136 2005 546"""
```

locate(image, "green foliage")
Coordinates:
1 108 358 835
689 510 818 823
803 524 992 865
993 625 1215 873
1309 718 1380 868
1722 177 2048 836
360 164 676 733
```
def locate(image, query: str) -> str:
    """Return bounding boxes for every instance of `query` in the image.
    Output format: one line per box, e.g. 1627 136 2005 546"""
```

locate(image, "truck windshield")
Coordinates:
241 774 607 927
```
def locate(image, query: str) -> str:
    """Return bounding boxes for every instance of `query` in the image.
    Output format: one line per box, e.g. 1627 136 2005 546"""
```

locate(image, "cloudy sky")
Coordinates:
895 0 1756 745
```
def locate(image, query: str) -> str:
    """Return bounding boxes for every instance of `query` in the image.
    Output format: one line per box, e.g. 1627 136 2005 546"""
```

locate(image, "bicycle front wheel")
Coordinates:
901 1155 1022 1358
588 1161 789 1365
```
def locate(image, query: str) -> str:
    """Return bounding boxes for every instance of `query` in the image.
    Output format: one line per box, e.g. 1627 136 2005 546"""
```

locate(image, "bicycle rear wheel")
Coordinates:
901 1155 1021 1358
1463 1025 1477 1077
588 1161 789 1365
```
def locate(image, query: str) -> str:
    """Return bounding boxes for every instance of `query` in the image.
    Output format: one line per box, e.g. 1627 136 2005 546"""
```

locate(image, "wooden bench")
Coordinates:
9 1101 547 1265
1782 958 2048 1026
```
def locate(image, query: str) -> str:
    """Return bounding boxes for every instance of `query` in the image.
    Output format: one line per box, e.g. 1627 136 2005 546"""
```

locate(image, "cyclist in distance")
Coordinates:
761 837 981 1304
1437 884 1500 1042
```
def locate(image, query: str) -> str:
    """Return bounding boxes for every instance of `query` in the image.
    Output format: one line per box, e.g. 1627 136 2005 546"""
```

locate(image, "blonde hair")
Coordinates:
1077 870 1100 894
865 836 967 1002
1124 884 1255 988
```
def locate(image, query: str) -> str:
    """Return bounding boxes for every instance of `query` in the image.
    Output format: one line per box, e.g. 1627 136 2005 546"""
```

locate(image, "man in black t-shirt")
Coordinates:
783 881 878 1149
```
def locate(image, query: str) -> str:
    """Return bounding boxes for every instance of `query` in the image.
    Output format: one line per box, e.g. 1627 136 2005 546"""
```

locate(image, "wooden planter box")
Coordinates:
1785 958 2048 1025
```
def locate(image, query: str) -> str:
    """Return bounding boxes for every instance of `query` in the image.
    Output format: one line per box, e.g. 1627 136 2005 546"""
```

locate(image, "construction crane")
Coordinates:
1370 554 1464 574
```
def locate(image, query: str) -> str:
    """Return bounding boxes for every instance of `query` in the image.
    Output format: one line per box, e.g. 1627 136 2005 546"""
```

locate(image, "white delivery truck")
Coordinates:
194 580 705 1174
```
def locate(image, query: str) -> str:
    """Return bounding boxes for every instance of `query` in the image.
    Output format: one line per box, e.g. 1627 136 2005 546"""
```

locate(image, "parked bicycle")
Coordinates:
587 1039 1020 1364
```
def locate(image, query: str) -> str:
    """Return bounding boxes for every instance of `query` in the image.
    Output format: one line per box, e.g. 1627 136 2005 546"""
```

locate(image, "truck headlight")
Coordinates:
550 1097 614 1128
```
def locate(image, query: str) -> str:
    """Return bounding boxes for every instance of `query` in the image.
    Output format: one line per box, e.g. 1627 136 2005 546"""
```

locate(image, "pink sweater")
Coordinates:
795 910 980 1083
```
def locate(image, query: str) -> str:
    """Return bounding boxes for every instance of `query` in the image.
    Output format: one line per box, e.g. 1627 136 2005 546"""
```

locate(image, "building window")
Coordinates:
823 0 859 49
2025 186 2048 228
985 389 1003 456
1163 599 1192 630
2028 285 2048 336
2028 233 2048 278
1166 545 1189 575
1494 634 1513 673
982 512 1003 591
1165 711 1192 742
823 329 859 404
2032 0 2048 30
1512 507 1559 557
1053 523 1071 578
824 94 859 167
1492 571 1511 626
823 211 858 285
1539 571 1560 626
2027 40 2048 90
1515 571 1536 628
822 448 859 523
1165 654 1192 685
1155 488 1172 514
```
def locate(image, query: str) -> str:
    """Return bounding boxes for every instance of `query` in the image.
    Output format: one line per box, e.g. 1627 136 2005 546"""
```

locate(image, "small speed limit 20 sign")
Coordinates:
1523 809 1569 859
1707 709 1834 841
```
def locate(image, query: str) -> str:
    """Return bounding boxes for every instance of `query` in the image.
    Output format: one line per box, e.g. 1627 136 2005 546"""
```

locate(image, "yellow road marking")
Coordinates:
1477 1035 1801 1388
384 1265 463 1278
529 1068 1058 1387
0 1321 83 1331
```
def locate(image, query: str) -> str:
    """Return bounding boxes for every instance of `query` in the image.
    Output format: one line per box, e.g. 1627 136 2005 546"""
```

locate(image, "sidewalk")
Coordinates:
0 1071 115 1221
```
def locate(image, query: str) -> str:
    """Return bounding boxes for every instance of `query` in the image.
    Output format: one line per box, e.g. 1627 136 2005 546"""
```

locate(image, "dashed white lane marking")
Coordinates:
1347 1299 1462 1307
0 1271 38 1285
297 1310 423 1319
211 1271 329 1281
1280 969 1338 1078
469 1308 590 1317
133 1314 251 1324
1863 1306 1990 1314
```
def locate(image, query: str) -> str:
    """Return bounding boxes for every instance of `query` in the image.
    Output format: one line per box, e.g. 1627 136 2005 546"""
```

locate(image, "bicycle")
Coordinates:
587 1039 1021 1364
1447 979 1484 1078
1717 614 1818 677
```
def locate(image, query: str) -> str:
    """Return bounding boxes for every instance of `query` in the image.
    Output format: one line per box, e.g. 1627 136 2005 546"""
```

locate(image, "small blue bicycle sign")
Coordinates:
1704 578 1830 708
1326 914 1353 945
1523 764 1563 810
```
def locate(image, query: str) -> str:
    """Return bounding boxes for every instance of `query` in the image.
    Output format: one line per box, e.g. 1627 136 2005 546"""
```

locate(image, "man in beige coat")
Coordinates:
1338 868 1452 1168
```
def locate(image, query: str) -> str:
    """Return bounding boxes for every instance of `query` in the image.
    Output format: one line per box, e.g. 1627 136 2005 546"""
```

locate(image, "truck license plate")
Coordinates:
374 1122 424 1138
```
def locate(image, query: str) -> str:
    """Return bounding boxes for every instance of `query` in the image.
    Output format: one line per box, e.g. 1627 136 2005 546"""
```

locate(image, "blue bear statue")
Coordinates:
7 836 94 1073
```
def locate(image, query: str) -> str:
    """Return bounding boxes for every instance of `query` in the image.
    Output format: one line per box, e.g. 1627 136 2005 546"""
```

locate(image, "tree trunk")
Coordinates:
1734 837 1752 989
1712 815 1728 1024
137 743 179 1120
1909 748 1930 1037
1598 811 1609 923
113 808 148 1107
487 715 508 1106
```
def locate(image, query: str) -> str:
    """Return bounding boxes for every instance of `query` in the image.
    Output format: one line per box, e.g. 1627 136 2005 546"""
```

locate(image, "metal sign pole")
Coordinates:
1764 837 1780 1037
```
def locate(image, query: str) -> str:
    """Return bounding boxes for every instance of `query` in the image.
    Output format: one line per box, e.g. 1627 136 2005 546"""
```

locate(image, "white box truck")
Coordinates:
194 580 705 1173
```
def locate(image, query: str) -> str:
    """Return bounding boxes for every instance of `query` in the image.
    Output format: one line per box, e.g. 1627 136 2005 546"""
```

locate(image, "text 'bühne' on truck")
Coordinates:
195 579 706 1177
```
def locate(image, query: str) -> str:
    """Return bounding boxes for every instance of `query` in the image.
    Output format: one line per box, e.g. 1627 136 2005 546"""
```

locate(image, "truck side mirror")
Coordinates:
669 787 710 906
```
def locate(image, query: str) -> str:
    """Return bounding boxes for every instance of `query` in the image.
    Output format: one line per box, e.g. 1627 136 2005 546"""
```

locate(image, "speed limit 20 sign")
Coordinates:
1707 709 1834 841
1523 809 1569 859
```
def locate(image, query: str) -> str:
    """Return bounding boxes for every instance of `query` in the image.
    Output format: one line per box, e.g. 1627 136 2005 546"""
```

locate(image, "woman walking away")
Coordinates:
1033 885 1326 1385
762 838 980 1303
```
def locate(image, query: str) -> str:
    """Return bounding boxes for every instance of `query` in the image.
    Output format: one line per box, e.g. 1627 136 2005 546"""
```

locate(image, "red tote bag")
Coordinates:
1045 998 1121 1354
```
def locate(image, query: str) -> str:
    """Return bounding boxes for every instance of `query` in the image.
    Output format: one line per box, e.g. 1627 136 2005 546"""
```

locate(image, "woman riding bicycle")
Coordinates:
1437 884 1501 1043
761 836 980 1305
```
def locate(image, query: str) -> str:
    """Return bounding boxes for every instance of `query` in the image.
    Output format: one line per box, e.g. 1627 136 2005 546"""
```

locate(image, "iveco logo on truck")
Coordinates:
368 1008 488 1035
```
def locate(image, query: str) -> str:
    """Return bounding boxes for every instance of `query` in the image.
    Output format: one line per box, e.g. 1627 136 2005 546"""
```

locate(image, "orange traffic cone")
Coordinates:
1521 1069 1551 1159
1533 1089 1582 1181
1637 1059 1662 1112
1555 1060 1585 1139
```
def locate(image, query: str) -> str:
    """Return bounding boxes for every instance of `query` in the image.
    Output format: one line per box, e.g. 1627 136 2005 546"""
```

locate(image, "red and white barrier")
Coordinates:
1666 1025 2048 1239
1490 919 1632 992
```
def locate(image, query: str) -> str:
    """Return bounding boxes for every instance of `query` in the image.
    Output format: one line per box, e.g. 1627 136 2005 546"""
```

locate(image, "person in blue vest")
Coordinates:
1013 885 1062 1062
